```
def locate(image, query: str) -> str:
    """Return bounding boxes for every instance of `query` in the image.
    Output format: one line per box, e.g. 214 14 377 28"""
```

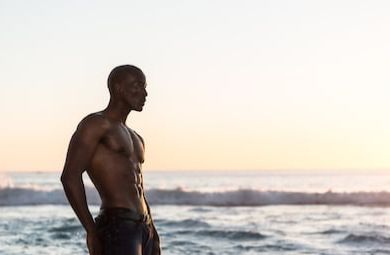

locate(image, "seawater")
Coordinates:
1 171 390 255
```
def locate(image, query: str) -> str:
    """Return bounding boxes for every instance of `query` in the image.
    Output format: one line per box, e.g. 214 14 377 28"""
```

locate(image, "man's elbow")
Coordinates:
60 173 67 184
60 171 81 186
60 173 71 187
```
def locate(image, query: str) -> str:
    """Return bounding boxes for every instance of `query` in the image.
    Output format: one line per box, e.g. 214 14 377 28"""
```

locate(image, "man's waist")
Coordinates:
98 206 152 224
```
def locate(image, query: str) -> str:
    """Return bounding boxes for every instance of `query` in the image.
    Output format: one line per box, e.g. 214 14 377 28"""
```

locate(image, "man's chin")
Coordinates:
134 106 144 112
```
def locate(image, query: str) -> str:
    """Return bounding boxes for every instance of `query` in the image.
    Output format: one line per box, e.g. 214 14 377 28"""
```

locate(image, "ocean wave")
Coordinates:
146 188 390 206
318 229 346 235
48 224 83 233
197 230 267 240
234 243 299 252
175 229 267 240
1 186 390 206
0 186 100 206
338 233 390 245
158 219 211 228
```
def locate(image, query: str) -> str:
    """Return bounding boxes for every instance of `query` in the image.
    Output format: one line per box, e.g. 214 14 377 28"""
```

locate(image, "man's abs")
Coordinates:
87 166 148 214
86 139 148 215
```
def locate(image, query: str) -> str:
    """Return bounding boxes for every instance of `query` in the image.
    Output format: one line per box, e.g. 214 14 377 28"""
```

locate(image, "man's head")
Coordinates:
107 65 147 111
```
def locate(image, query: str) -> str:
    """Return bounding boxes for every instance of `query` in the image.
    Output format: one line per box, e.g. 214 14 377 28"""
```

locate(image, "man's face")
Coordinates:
119 73 147 111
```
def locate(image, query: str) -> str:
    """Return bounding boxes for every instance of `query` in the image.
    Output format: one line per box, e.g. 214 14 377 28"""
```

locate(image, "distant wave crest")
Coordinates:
147 188 390 206
1 186 390 206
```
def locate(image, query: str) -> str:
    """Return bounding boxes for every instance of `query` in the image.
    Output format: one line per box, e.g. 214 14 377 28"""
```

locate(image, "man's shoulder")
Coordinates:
76 112 111 132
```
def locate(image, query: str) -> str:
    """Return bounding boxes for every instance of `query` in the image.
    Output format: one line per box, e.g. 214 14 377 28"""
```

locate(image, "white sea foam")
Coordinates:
1 185 390 206
0 174 14 189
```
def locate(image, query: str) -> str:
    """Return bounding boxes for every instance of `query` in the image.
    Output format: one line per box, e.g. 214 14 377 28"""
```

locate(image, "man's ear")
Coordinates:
114 82 123 95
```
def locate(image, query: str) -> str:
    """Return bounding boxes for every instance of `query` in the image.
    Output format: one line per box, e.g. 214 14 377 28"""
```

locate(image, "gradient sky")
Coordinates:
1 0 390 172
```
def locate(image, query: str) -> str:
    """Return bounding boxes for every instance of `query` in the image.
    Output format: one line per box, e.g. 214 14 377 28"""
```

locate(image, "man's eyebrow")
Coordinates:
135 81 147 88
133 80 146 86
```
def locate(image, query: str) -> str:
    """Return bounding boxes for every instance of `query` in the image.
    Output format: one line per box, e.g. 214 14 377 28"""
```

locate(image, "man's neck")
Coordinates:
103 99 131 124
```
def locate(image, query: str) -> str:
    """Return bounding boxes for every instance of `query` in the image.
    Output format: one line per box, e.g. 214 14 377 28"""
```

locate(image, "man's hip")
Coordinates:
94 207 161 255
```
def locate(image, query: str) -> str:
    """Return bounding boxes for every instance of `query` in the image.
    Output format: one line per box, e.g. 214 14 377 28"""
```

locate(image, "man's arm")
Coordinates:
60 114 109 233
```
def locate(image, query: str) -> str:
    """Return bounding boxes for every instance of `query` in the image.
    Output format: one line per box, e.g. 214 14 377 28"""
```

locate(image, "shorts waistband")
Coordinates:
98 207 151 224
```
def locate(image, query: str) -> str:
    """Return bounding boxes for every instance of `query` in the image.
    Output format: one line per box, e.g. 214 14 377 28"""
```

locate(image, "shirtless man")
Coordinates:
60 65 160 255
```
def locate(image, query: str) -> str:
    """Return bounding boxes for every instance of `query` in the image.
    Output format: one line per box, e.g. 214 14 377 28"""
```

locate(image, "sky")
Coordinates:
1 0 389 172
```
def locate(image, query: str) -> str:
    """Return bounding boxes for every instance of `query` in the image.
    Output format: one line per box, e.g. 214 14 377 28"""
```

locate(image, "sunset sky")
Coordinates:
1 0 389 172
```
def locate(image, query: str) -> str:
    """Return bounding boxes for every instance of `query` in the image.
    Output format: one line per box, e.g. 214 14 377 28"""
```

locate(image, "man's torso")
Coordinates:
85 112 148 215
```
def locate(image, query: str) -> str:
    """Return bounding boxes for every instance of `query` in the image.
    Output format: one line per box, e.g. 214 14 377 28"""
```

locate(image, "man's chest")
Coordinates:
101 126 145 163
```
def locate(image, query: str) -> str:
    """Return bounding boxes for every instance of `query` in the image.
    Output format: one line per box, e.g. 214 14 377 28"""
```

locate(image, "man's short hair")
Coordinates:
107 65 144 95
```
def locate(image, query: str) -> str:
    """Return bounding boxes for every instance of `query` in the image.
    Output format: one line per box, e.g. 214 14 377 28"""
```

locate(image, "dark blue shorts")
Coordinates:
94 207 161 255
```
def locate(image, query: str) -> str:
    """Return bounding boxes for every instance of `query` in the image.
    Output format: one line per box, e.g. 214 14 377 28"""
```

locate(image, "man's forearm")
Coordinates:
61 175 96 233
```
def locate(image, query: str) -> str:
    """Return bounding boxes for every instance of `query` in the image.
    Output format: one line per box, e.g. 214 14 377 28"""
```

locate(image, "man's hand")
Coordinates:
87 231 103 255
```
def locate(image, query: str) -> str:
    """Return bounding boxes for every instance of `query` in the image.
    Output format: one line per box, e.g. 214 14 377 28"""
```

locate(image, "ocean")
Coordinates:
1 171 390 255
